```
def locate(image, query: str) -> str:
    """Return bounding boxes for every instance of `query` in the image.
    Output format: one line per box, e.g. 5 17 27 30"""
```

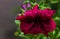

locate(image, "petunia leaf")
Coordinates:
19 32 29 39
26 34 35 39
39 1 44 8
39 1 44 6
55 20 60 27
39 34 47 39
36 34 41 39
39 1 51 9
45 0 50 4
57 37 60 39
19 32 34 39
56 8 60 17
15 20 21 34
50 0 59 3
54 16 60 28
50 2 60 10
30 2 37 7
15 20 20 25
53 30 56 35
56 31 60 39
54 16 60 20
49 26 60 39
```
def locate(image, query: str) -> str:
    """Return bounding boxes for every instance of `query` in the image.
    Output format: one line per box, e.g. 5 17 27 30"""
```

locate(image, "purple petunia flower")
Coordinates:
21 3 30 10
16 5 56 36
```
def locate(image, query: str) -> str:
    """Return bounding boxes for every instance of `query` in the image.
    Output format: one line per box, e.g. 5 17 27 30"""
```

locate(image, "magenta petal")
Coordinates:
27 3 30 7
42 19 56 32
44 8 56 17
29 22 44 35
21 4 26 10
33 4 38 10
16 15 25 21
24 10 35 19
20 22 34 34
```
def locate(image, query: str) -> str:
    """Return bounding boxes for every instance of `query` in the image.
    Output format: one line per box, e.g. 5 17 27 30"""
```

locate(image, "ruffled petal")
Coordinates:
16 15 25 21
42 19 56 32
28 22 44 35
20 21 34 34
38 10 46 20
44 8 56 18
38 8 56 20
16 14 34 22
24 10 36 20
33 4 38 10
32 4 39 15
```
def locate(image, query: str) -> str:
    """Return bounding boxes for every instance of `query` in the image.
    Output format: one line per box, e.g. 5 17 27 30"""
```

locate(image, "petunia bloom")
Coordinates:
21 3 30 10
16 5 56 36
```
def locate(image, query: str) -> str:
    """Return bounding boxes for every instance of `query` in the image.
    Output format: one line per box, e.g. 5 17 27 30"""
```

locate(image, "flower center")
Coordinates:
34 15 42 23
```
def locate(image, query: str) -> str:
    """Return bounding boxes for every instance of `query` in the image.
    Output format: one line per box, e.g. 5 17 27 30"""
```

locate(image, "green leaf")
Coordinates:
53 28 59 39
57 37 60 39
39 1 44 6
36 34 41 39
15 20 20 25
19 34 30 39
41 35 47 39
54 17 60 29
50 0 59 3
39 1 44 9
50 2 60 10
30 2 37 7
57 8 60 17
56 31 60 39
45 0 50 4
39 1 51 9
17 28 20 33
54 17 60 20
26 34 35 39
15 20 21 34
